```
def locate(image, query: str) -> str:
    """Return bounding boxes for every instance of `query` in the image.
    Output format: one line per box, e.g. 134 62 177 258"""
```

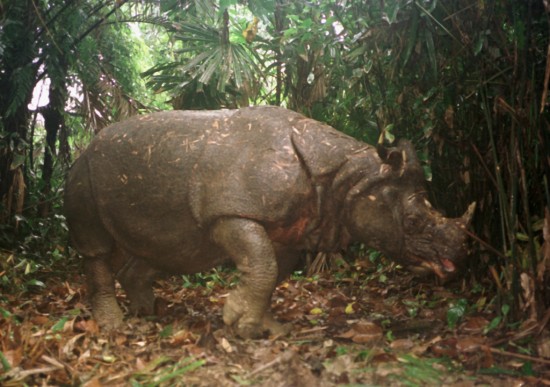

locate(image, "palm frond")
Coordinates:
144 13 263 97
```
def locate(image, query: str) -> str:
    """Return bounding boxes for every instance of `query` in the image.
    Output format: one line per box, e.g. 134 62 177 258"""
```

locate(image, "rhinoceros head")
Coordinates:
343 140 475 279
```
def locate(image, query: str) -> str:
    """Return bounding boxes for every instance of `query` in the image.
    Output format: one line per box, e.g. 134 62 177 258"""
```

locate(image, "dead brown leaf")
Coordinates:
460 316 489 334
389 338 415 351
2 347 23 368
536 331 550 358
338 320 383 344
0 263 546 386
455 336 485 352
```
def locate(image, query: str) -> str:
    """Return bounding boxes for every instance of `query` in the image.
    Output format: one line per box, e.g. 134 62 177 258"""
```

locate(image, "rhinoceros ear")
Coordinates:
397 140 419 164
376 144 404 171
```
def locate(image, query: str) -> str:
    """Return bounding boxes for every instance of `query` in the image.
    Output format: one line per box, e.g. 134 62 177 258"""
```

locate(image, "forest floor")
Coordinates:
1 255 550 386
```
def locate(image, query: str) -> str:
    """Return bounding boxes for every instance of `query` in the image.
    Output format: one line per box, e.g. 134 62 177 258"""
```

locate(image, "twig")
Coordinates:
247 351 295 378
489 322 539 347
296 326 328 336
5 365 62 379
486 346 550 365
538 307 550 335
462 228 507 259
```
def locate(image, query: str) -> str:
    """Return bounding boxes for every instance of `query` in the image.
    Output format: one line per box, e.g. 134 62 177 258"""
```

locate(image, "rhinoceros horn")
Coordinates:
460 202 476 226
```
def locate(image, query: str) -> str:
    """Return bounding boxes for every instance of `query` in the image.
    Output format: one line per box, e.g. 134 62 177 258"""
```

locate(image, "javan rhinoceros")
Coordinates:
65 106 475 338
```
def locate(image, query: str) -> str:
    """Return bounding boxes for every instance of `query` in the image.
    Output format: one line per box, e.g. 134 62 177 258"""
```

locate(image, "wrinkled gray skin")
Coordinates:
65 106 475 339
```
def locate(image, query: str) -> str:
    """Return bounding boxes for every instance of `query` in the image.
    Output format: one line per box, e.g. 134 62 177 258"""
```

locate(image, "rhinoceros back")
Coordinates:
66 110 233 265
187 106 319 226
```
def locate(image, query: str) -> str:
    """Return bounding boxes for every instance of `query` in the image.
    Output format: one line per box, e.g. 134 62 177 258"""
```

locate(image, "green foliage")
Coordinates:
143 3 263 109
393 354 456 386
0 350 11 372
129 356 206 385
447 298 469 329
181 268 237 289
484 304 510 334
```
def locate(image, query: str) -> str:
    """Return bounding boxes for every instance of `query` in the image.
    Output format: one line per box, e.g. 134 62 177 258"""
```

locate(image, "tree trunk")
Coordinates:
0 1 38 225
0 106 32 226
274 0 285 106
39 79 67 218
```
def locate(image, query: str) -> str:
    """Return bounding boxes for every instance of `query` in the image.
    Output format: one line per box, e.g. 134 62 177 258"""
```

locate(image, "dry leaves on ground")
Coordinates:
1 261 550 386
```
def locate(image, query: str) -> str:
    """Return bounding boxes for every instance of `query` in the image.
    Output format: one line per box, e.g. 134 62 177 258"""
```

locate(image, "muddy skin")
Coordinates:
64 106 474 339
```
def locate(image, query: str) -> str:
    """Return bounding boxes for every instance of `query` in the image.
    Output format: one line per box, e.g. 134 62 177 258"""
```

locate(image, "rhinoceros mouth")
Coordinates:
426 258 456 279
440 257 456 273
408 256 456 279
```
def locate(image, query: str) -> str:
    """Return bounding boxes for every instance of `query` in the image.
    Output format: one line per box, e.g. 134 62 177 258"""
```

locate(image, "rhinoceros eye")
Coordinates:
407 191 427 202
404 214 426 232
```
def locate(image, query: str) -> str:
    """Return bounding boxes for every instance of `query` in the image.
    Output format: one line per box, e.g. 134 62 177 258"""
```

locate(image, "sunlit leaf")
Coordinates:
26 279 45 287
51 316 69 333
483 316 502 334
310 307 323 315
0 350 12 371
383 124 395 143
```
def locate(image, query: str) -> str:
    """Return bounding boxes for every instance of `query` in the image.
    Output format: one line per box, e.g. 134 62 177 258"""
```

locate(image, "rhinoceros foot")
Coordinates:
223 289 290 339
84 258 125 330
261 313 292 337
92 297 125 330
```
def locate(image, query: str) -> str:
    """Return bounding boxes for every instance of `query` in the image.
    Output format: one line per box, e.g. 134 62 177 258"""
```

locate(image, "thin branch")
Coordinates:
415 1 462 46
71 0 129 49
486 346 550 366
31 0 63 54
34 0 81 41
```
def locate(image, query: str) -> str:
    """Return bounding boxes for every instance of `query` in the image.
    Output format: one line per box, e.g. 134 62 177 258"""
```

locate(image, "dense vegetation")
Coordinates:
1 0 549 383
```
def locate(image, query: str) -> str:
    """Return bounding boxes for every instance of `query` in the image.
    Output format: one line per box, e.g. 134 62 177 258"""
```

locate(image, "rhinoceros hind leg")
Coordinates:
116 254 159 316
274 246 302 284
84 257 124 329
212 217 280 339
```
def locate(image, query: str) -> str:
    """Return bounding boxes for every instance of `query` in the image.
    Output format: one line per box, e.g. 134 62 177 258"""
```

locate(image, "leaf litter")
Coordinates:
1 257 550 386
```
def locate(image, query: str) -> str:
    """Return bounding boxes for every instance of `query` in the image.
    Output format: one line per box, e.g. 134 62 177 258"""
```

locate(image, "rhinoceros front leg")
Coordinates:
211 217 286 338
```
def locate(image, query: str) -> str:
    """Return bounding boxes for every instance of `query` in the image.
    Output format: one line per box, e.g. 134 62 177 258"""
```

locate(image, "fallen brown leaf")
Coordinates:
338 320 383 344
460 316 489 334
456 336 485 352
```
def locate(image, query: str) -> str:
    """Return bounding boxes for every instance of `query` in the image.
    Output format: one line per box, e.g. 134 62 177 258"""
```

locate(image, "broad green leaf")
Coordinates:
26 279 45 287
483 316 501 334
447 298 468 329
474 35 485 56
51 316 69 333
159 324 173 338
0 350 11 372
383 123 395 143
0 308 12 319
501 304 510 316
